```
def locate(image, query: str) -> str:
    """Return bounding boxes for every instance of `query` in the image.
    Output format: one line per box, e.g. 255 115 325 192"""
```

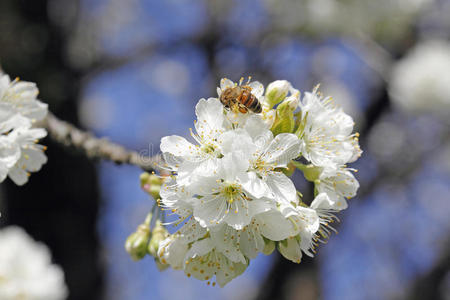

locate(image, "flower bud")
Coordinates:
282 93 300 111
148 220 169 257
154 258 170 271
271 105 294 136
277 89 300 111
140 172 164 200
262 238 276 255
270 90 301 136
292 162 322 182
125 224 151 261
265 80 291 109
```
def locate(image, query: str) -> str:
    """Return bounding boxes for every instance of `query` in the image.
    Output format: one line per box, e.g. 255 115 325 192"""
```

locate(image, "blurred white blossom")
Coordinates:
0 72 48 185
389 39 450 116
264 0 432 45
0 226 68 300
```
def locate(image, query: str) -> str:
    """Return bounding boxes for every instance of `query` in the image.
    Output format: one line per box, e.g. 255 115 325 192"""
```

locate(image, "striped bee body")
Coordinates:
220 86 262 114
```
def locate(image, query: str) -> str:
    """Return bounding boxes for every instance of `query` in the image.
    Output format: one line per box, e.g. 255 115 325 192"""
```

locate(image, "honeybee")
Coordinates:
219 78 262 114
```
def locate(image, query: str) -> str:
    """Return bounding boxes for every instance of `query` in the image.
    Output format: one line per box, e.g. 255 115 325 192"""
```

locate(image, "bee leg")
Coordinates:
238 103 248 114
229 103 239 114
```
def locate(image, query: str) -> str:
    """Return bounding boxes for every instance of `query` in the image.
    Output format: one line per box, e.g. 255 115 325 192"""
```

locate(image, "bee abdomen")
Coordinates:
239 90 262 113
248 96 262 113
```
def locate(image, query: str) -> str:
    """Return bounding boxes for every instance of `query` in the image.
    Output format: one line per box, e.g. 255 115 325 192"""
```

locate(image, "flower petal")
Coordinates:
193 195 227 228
263 133 301 168
239 226 264 259
248 81 264 99
160 135 197 157
210 225 246 264
194 98 225 137
266 172 297 205
220 78 235 92
221 152 249 181
278 238 302 263
240 171 270 199
256 210 295 241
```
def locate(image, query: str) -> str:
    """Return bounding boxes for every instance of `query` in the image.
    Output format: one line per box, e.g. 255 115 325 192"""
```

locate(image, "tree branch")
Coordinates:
43 112 161 172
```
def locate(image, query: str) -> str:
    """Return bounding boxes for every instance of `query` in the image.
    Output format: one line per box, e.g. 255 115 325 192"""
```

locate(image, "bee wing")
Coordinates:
247 81 264 98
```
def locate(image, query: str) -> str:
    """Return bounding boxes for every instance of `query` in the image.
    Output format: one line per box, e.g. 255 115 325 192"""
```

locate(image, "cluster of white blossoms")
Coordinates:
389 39 450 117
264 0 432 45
0 71 48 185
0 226 68 300
125 78 362 287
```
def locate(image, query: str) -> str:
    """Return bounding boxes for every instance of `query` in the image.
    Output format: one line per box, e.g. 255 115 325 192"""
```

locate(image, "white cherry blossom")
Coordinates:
0 72 48 186
297 87 361 170
155 79 362 286
160 98 229 185
158 217 207 270
315 167 359 210
0 113 47 185
278 203 320 262
0 226 68 300
0 73 48 122
238 209 297 259
219 116 301 206
189 152 272 230
310 193 341 242
389 39 450 117
183 238 248 287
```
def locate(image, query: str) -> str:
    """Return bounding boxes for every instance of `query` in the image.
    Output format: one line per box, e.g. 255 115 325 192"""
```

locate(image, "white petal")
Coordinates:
191 157 221 179
220 78 235 91
278 238 302 263
158 237 188 270
248 81 264 98
184 173 219 196
218 129 255 155
223 205 253 230
266 172 297 205
310 192 336 210
215 255 246 287
297 229 315 257
296 206 320 234
8 166 29 185
177 218 207 243
243 114 271 140
221 152 249 181
193 195 227 227
263 133 301 168
0 136 21 169
239 226 264 259
19 148 47 172
256 210 295 241
0 109 31 132
240 171 270 199
160 135 197 157
210 225 246 264
186 238 214 258
194 98 225 137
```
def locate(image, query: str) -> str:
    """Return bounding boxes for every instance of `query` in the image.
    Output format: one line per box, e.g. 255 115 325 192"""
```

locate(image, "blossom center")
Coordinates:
200 144 216 154
221 183 241 203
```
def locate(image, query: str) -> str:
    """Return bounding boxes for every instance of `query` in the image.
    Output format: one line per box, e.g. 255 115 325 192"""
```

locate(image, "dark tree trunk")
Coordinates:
0 1 104 299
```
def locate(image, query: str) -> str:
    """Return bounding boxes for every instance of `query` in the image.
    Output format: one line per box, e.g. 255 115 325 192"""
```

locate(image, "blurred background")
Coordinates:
0 0 449 299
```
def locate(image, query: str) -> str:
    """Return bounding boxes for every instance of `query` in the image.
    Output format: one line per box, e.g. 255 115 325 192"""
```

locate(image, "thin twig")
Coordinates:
42 112 162 172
